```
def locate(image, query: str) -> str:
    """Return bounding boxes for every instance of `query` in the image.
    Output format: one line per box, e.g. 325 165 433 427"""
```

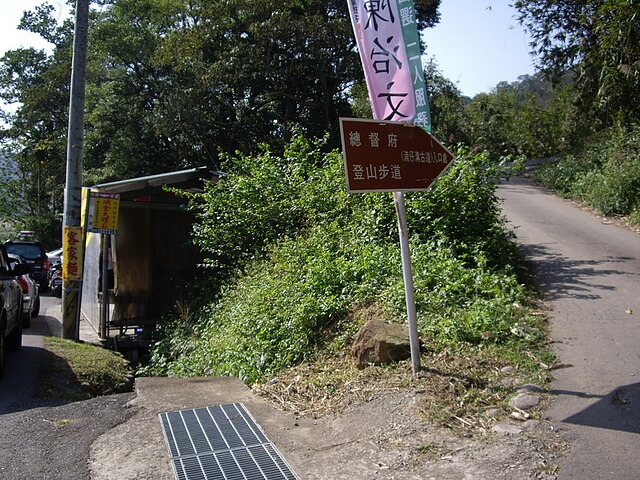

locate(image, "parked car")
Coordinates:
46 247 63 267
8 254 40 328
4 239 50 291
0 244 29 380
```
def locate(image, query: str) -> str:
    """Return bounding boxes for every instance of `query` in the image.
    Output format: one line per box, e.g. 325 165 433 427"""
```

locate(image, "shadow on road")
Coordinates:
0 308 65 415
550 382 640 435
517 243 638 301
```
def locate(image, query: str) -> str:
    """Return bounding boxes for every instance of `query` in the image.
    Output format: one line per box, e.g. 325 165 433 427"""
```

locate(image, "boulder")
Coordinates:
351 319 411 369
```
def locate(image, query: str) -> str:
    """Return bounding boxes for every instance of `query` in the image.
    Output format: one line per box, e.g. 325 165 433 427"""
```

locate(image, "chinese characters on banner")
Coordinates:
63 226 84 281
89 192 120 235
347 0 431 131
340 118 454 192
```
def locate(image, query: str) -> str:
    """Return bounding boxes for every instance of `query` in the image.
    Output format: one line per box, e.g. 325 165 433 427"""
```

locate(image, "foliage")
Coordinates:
0 5 71 245
424 60 470 146
143 137 533 384
0 0 441 244
0 221 19 242
84 0 440 175
405 149 520 267
514 0 640 126
188 136 348 275
535 125 640 217
464 75 577 159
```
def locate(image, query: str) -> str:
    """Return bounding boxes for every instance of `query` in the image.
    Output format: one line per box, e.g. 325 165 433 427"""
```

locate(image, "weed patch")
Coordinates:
38 337 133 401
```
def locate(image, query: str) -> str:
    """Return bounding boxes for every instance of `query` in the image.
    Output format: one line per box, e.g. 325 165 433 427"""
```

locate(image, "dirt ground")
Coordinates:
253 365 570 480
0 375 568 480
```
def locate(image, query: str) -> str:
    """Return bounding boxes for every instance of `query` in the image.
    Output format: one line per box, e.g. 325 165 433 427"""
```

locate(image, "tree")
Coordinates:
82 0 442 177
424 60 469 147
0 4 73 244
514 0 640 126
1 0 443 240
462 75 575 159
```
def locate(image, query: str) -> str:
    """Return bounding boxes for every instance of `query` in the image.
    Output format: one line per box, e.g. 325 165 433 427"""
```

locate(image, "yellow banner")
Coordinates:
63 226 84 281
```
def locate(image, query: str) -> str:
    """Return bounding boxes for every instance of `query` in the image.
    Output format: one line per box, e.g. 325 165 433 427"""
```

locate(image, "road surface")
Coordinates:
0 293 61 414
499 176 640 480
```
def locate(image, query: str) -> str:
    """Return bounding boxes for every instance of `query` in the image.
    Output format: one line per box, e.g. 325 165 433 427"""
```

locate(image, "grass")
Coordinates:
37 337 134 402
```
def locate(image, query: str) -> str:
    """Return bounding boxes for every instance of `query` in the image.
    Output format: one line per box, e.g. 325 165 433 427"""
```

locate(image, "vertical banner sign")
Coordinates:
63 226 84 281
347 0 431 131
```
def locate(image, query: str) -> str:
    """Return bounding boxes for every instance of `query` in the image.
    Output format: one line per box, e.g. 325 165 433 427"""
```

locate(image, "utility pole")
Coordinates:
62 0 89 340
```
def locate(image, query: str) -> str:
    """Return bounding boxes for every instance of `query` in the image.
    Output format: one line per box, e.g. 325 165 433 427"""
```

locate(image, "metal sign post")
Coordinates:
393 191 421 374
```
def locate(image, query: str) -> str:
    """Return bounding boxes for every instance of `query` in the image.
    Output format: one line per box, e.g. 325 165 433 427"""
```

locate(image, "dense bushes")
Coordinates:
535 126 640 220
143 137 534 383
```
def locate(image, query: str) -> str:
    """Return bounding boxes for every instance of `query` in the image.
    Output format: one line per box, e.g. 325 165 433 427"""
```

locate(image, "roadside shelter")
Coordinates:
80 167 223 353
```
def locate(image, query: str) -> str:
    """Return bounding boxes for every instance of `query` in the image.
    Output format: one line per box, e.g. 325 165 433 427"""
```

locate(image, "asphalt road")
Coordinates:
499 175 640 480
0 293 61 414
0 294 136 480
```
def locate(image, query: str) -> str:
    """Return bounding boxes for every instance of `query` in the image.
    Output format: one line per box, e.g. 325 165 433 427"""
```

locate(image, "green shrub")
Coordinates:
143 137 531 383
536 126 640 216
629 207 640 226
535 155 594 197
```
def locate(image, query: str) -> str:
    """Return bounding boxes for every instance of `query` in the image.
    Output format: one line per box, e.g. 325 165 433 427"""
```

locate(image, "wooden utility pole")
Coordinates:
62 0 89 340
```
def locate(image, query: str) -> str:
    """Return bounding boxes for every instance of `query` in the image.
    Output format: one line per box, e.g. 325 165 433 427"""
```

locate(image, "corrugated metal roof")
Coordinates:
91 166 224 200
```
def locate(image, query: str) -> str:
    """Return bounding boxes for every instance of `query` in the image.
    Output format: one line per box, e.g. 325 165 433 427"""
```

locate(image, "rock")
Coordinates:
510 393 540 411
524 420 541 430
516 384 545 394
501 366 514 374
80 382 93 393
485 408 501 418
351 319 411 369
492 424 523 435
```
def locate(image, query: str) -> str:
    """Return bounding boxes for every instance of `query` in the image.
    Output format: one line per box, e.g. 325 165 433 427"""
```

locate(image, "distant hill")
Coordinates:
0 155 18 181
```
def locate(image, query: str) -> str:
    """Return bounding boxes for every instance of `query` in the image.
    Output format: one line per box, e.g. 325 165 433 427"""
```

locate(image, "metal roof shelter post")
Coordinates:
62 0 89 340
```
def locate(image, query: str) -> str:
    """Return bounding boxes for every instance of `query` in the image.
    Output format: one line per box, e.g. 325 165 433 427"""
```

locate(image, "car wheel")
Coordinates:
31 296 40 318
6 317 21 351
0 321 5 381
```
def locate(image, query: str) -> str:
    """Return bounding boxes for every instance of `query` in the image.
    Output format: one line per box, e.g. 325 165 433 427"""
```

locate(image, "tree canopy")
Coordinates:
3 0 640 243
514 0 640 126
0 0 441 243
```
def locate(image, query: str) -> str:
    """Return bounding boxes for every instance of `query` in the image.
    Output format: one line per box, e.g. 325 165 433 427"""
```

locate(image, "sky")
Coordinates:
0 1 68 53
423 1 537 97
0 1 536 99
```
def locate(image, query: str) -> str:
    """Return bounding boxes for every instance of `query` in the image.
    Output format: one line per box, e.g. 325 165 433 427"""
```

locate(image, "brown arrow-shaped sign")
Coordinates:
340 118 455 193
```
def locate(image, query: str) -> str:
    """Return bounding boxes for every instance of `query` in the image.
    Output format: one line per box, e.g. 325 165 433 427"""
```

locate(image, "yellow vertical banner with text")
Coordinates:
63 226 84 281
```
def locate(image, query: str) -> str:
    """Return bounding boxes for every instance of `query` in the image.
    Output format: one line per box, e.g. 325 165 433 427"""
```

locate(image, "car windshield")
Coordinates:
5 244 42 260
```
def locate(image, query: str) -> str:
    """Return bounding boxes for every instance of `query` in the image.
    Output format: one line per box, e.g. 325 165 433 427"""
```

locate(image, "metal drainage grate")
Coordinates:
160 403 299 480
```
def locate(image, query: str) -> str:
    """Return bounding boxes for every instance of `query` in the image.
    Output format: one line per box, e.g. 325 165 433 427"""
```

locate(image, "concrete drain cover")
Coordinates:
160 402 299 480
